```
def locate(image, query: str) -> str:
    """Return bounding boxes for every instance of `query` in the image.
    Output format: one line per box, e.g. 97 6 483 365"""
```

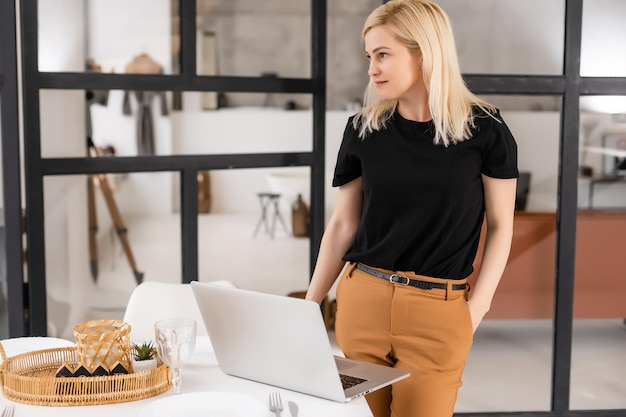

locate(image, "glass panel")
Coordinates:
197 167 311 295
41 88 173 158
581 0 626 76
45 88 371 161
328 1 376 111
570 320 626 409
194 0 311 78
214 91 312 111
171 102 313 155
44 172 181 338
328 1 566 109
167 92 318 155
40 90 87 158
328 1 566 110
438 0 564 75
479 95 561 112
0 97 7 339
44 89 328 157
456 100 560 412
572 100 626 410
0 97 3 209
579 97 626 210
38 0 177 74
480 96 562 212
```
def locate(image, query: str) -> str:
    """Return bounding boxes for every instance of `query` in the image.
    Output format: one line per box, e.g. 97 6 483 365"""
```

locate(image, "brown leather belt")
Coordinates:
355 263 467 291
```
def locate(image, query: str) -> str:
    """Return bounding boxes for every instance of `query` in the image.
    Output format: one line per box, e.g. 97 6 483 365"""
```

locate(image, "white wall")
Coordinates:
504 112 560 212
84 0 576 112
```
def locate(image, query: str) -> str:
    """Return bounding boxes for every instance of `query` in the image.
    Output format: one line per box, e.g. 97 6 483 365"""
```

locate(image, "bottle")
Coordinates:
197 171 211 213
291 194 309 237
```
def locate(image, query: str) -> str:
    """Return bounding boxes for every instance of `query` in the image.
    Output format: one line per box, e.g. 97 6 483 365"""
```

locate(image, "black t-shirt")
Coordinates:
333 108 518 279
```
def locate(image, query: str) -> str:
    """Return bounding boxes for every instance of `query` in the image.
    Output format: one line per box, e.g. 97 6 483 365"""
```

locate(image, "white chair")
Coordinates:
122 280 236 344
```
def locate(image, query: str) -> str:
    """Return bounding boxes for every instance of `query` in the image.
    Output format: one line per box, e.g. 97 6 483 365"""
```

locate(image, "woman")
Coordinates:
305 1 518 416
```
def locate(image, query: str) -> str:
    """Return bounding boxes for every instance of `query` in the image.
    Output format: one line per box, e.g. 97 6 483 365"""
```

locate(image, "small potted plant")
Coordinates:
131 341 157 373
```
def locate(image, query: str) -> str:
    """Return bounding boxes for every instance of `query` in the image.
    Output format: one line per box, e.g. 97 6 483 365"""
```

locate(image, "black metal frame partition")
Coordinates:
2 0 626 416
0 0 26 337
462 2 626 416
15 0 327 336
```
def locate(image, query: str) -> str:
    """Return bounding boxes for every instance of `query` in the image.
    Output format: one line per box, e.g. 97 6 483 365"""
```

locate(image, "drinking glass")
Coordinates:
154 318 197 394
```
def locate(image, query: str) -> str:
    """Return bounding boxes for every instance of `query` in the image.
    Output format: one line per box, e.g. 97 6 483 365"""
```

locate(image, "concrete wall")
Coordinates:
82 0 578 112
198 0 566 111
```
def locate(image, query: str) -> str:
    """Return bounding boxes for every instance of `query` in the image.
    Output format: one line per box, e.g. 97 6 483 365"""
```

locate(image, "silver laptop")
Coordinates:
190 281 409 403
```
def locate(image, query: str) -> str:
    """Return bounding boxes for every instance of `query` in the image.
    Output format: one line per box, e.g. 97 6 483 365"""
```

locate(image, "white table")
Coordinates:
0 338 373 417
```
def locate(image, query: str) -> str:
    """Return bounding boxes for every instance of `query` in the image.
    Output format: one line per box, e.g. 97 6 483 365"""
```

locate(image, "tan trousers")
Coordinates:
335 263 473 417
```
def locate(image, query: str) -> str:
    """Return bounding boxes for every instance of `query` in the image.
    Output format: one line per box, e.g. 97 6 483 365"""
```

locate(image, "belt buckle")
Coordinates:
389 274 410 285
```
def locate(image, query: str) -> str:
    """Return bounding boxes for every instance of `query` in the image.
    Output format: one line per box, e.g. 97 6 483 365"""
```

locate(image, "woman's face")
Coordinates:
364 25 425 102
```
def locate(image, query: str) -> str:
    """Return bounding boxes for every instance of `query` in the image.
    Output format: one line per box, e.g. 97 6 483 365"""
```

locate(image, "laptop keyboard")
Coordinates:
340 374 368 389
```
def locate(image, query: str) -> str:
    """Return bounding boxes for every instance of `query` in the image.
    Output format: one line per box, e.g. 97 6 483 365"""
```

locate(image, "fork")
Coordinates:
269 392 284 416
1 404 15 417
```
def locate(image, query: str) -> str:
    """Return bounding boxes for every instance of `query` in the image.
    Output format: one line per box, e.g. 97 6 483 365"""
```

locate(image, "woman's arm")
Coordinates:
305 177 363 304
467 175 517 331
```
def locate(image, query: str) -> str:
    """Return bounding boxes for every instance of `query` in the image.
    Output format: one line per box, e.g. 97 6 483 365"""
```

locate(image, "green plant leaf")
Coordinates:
132 341 156 361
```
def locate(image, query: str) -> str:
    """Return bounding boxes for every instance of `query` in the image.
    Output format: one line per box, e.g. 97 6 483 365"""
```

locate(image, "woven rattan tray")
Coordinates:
0 344 171 406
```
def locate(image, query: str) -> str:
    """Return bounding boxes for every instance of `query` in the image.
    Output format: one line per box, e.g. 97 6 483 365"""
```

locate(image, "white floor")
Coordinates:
56 213 626 413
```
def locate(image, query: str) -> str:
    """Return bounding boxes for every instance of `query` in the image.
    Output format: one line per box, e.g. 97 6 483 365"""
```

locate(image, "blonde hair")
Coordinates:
353 0 496 146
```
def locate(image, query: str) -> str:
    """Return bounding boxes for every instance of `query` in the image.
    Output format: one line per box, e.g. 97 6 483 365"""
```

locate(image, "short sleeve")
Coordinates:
332 118 362 187
481 112 519 179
